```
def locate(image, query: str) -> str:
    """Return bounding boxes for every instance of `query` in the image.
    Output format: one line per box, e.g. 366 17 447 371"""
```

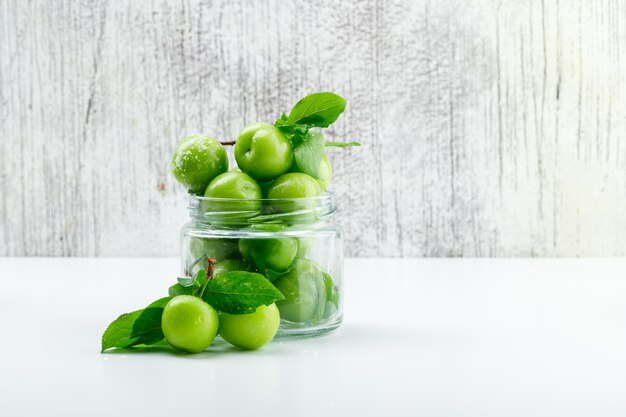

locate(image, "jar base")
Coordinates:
275 315 343 339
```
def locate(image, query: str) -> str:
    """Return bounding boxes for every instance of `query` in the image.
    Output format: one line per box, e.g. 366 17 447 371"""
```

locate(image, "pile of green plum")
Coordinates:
102 93 357 354
171 125 331 202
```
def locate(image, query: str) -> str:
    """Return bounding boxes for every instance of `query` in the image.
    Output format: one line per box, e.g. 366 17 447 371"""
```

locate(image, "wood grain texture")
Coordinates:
1 0 625 257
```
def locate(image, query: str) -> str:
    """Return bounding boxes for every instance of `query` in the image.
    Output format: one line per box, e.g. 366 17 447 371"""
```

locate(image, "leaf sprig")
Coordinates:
101 266 284 352
274 92 361 179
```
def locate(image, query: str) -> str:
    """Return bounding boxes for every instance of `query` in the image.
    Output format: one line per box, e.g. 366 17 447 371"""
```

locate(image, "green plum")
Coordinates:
268 173 321 199
203 171 262 219
238 236 297 273
219 303 280 350
267 173 322 221
214 258 254 276
235 122 293 181
273 259 326 323
171 134 228 193
161 295 219 353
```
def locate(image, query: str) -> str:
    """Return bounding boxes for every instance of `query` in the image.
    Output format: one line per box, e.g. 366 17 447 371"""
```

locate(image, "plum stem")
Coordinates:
198 257 215 299
220 141 236 146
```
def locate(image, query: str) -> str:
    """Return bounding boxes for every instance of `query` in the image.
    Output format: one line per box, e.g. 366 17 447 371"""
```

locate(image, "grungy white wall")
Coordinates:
1 0 625 257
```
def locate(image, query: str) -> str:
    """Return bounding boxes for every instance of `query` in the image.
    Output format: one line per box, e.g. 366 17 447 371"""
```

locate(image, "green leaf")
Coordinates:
177 276 194 287
287 92 346 128
201 271 285 315
168 283 192 296
325 141 362 148
192 270 208 293
101 296 172 352
170 270 207 296
292 131 325 179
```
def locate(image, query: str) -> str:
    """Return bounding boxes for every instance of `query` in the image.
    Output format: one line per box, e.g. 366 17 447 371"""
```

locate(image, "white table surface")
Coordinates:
1 258 625 417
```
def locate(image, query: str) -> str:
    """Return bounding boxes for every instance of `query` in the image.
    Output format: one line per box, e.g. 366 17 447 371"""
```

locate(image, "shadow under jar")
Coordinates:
180 192 343 338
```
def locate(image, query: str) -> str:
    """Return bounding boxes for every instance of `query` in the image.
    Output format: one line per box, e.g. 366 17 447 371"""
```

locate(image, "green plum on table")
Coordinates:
273 259 326 323
219 303 280 350
161 295 219 353
171 135 228 193
235 122 294 181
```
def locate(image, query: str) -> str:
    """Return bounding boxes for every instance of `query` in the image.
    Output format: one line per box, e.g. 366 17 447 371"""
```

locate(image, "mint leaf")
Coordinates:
101 296 172 352
325 141 361 148
292 131 325 179
201 271 285 314
168 283 192 296
287 92 346 128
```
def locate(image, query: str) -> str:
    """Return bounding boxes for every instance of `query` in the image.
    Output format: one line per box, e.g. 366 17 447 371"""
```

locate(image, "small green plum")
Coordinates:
267 173 322 221
219 303 280 350
171 135 228 193
238 236 298 273
203 171 262 219
273 259 326 323
235 122 293 181
268 173 321 199
214 258 254 276
161 295 219 353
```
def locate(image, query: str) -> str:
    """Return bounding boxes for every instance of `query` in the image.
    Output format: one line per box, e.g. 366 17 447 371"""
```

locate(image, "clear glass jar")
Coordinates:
180 192 343 337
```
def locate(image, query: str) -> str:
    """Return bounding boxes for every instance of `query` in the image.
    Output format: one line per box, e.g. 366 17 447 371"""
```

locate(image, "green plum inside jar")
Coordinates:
273 259 327 323
238 235 298 275
213 258 254 276
266 173 322 223
202 171 262 223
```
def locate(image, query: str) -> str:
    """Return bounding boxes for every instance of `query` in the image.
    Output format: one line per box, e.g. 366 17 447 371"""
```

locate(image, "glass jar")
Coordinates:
180 192 343 337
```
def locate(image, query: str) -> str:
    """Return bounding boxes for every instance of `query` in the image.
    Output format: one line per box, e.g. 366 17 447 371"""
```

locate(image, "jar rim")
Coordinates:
187 191 336 226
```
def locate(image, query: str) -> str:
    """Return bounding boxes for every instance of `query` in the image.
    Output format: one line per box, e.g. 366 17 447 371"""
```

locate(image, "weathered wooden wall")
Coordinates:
1 0 625 257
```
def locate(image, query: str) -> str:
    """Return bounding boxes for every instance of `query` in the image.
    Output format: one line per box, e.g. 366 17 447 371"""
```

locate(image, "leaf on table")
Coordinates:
101 296 172 352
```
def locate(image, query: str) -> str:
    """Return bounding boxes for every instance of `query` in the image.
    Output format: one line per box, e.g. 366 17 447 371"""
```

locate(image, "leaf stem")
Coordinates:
220 140 236 146
198 257 215 299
